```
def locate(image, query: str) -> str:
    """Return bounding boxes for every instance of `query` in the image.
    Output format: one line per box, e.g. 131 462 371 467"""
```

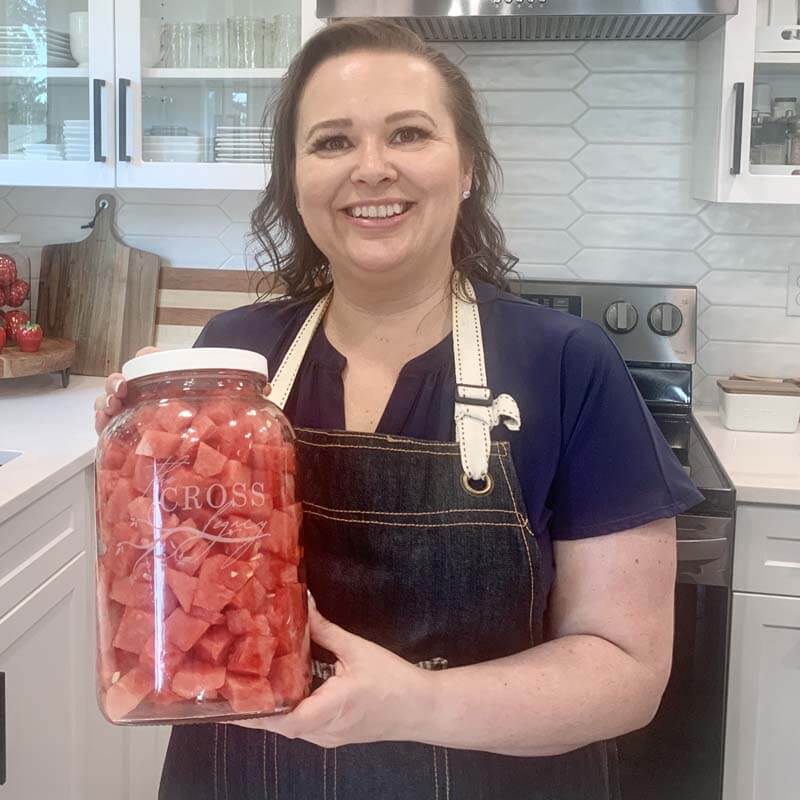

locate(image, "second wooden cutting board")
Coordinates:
37 193 161 376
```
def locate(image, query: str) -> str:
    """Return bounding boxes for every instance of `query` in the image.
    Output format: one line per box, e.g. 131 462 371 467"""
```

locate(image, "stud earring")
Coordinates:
462 189 471 200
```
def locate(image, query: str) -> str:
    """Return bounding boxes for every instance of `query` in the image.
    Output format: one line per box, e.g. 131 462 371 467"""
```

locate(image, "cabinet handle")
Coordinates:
1 672 5 785
118 78 131 163
730 81 745 175
93 78 106 163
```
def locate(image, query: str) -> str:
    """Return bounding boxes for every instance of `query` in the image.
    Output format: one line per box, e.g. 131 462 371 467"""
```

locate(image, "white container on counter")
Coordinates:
718 379 800 433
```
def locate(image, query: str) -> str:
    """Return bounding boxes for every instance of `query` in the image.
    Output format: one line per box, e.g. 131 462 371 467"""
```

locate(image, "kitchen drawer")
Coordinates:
733 503 800 597
0 468 92 617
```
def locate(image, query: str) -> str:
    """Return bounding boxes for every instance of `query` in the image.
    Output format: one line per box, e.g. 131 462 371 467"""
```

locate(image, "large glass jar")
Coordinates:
0 233 32 342
94 347 309 725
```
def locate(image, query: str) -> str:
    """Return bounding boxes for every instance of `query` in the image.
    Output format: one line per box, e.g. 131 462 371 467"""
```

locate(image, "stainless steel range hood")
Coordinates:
316 1 739 42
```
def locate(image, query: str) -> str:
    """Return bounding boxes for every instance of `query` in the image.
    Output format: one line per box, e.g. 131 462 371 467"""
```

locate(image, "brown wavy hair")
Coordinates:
249 18 518 303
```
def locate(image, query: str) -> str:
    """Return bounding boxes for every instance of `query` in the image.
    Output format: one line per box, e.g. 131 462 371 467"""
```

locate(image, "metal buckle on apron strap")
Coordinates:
312 657 449 682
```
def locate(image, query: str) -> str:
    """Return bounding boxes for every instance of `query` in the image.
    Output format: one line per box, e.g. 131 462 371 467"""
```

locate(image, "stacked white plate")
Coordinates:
0 27 77 67
214 126 272 163
143 133 205 163
22 142 64 160
63 119 89 161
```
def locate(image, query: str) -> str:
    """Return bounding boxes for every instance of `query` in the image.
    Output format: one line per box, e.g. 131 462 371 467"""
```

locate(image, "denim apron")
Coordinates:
160 280 620 800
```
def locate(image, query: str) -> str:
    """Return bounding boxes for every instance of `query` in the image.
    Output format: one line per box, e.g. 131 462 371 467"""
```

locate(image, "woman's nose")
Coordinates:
350 140 397 185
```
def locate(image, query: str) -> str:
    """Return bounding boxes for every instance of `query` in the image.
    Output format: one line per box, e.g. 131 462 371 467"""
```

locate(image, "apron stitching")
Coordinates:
213 724 219 800
303 500 519 517
262 731 268 800
273 733 279 800
497 451 536 647
222 723 229 800
444 747 451 800
296 427 486 445
323 748 328 800
433 746 440 800
303 509 525 529
333 747 338 800
296 441 470 456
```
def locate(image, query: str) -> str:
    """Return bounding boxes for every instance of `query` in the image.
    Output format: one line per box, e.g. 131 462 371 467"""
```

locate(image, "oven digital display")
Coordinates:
523 294 582 317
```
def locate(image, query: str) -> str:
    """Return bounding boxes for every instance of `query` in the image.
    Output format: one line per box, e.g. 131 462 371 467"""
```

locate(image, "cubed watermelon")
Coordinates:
100 439 130 470
194 625 235 665
135 429 182 459
140 634 185 674
165 568 198 613
262 509 300 565
227 633 277 677
199 554 254 593
265 584 306 656
155 400 197 434
202 399 237 425
120 447 137 478
171 659 226 700
193 576 236 612
110 575 154 610
253 558 298 592
113 607 155 653
104 666 153 721
225 607 259 636
105 478 139 526
132 455 156 495
219 458 252 490
269 653 310 707
220 674 276 714
194 441 228 478
216 422 253 463
231 575 268 611
166 608 210 652
102 542 138 579
190 606 226 625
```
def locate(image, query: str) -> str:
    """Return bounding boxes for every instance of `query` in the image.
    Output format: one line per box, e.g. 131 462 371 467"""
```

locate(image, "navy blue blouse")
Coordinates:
194 280 703 597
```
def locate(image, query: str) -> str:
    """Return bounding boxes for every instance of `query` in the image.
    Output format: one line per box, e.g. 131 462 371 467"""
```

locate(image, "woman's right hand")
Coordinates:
94 346 160 435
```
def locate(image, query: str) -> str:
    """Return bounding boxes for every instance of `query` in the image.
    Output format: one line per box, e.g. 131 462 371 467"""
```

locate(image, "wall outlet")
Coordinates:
788 264 800 317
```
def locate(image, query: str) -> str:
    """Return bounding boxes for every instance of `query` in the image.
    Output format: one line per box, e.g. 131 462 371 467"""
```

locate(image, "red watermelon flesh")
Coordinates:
194 441 228 477
120 447 137 478
262 509 300 564
227 634 277 677
194 625 235 665
202 399 237 425
114 607 155 653
165 568 198 613
104 666 153 721
102 542 139 579
166 608 210 652
155 400 196 434
135 429 182 459
231 575 268 611
100 440 129 470
140 634 185 674
190 606 226 626
253 559 297 592
220 674 275 714
171 659 226 700
132 455 156 494
269 653 310 708
199 554 254 593
266 584 306 656
225 608 259 636
105 479 138 526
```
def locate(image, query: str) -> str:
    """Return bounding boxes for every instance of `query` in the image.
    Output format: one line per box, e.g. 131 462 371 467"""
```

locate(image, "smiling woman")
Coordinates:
152 16 705 800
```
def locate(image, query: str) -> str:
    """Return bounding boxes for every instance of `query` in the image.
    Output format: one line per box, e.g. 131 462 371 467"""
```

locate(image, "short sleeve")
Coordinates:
547 321 704 540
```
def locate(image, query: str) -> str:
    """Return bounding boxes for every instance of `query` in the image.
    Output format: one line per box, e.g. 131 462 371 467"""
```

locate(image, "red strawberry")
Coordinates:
0 325 5 352
4 310 28 343
6 279 28 308
0 285 5 306
17 321 42 352
0 255 16 288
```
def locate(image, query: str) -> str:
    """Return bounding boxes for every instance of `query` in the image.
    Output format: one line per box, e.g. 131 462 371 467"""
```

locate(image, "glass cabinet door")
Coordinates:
117 0 318 190
0 0 114 186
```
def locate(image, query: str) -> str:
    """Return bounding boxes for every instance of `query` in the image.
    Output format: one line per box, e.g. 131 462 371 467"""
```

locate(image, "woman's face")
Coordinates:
294 50 472 285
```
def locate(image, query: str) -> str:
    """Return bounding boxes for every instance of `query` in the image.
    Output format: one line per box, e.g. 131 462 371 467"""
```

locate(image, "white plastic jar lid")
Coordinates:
122 347 269 382
0 233 21 245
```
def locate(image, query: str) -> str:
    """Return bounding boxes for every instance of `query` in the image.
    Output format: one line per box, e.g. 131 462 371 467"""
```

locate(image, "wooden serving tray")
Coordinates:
0 337 76 387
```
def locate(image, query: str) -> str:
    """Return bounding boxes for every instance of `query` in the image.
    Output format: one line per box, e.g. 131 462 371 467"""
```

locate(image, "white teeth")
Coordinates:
348 202 409 218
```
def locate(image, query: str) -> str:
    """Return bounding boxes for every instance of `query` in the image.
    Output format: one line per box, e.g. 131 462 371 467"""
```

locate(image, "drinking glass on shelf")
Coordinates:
202 22 226 68
271 14 300 68
227 16 265 68
162 22 202 68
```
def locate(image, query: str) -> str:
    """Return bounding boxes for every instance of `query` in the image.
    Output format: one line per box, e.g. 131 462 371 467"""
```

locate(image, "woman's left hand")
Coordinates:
229 597 433 748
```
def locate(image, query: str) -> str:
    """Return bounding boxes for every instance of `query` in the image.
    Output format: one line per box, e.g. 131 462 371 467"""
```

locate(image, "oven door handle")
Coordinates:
677 537 727 562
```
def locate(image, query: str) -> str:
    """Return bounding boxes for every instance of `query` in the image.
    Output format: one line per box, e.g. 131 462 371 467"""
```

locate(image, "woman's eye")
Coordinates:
313 135 349 152
393 126 429 144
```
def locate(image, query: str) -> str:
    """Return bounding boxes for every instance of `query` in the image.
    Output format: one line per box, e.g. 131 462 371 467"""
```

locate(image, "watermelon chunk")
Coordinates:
171 659 226 700
193 577 236 612
231 575 268 611
253 559 297 592
225 607 259 636
194 625 235 665
104 666 153 721
165 568 198 613
132 455 156 495
220 674 276 714
136 429 182 459
227 634 277 677
265 584 306 656
262 509 300 565
202 399 237 425
140 634 185 674
105 478 138 526
102 542 139 580
219 458 252 490
113 607 155 653
193 441 228 478
100 439 130 470
110 575 154 611
190 606 226 626
155 400 196 434
269 653 310 707
166 608 210 652
216 422 253 463
199 554 254 593
119 447 137 478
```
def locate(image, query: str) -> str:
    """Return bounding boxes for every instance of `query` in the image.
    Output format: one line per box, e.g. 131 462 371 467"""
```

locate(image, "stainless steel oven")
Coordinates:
514 279 735 800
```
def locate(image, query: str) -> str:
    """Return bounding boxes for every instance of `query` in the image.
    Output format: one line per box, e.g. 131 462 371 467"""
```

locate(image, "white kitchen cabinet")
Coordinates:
114 0 323 190
0 0 116 188
693 0 800 203
723 592 800 800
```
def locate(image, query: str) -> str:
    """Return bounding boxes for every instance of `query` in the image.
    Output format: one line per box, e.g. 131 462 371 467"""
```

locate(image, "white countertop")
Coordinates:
694 408 800 507
0 372 106 525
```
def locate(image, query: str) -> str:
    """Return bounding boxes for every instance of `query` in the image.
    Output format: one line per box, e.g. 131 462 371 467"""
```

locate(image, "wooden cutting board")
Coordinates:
0 338 75 386
37 193 161 376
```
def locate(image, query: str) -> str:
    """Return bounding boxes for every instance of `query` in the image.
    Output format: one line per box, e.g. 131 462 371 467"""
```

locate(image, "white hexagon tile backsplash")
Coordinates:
1 40 799 405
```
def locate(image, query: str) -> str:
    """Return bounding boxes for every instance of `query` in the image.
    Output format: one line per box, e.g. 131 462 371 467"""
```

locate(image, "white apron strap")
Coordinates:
452 280 521 488
269 292 332 411
268 279 522 491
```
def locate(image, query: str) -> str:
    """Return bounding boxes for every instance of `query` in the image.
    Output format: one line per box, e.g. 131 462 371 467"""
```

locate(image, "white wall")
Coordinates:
2 40 799 405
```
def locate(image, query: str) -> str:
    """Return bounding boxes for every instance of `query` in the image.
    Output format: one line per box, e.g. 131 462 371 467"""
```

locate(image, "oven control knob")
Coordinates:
604 301 639 334
648 302 683 336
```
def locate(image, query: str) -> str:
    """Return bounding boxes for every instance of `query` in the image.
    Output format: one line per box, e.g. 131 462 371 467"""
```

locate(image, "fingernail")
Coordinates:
105 395 113 410
113 378 124 394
